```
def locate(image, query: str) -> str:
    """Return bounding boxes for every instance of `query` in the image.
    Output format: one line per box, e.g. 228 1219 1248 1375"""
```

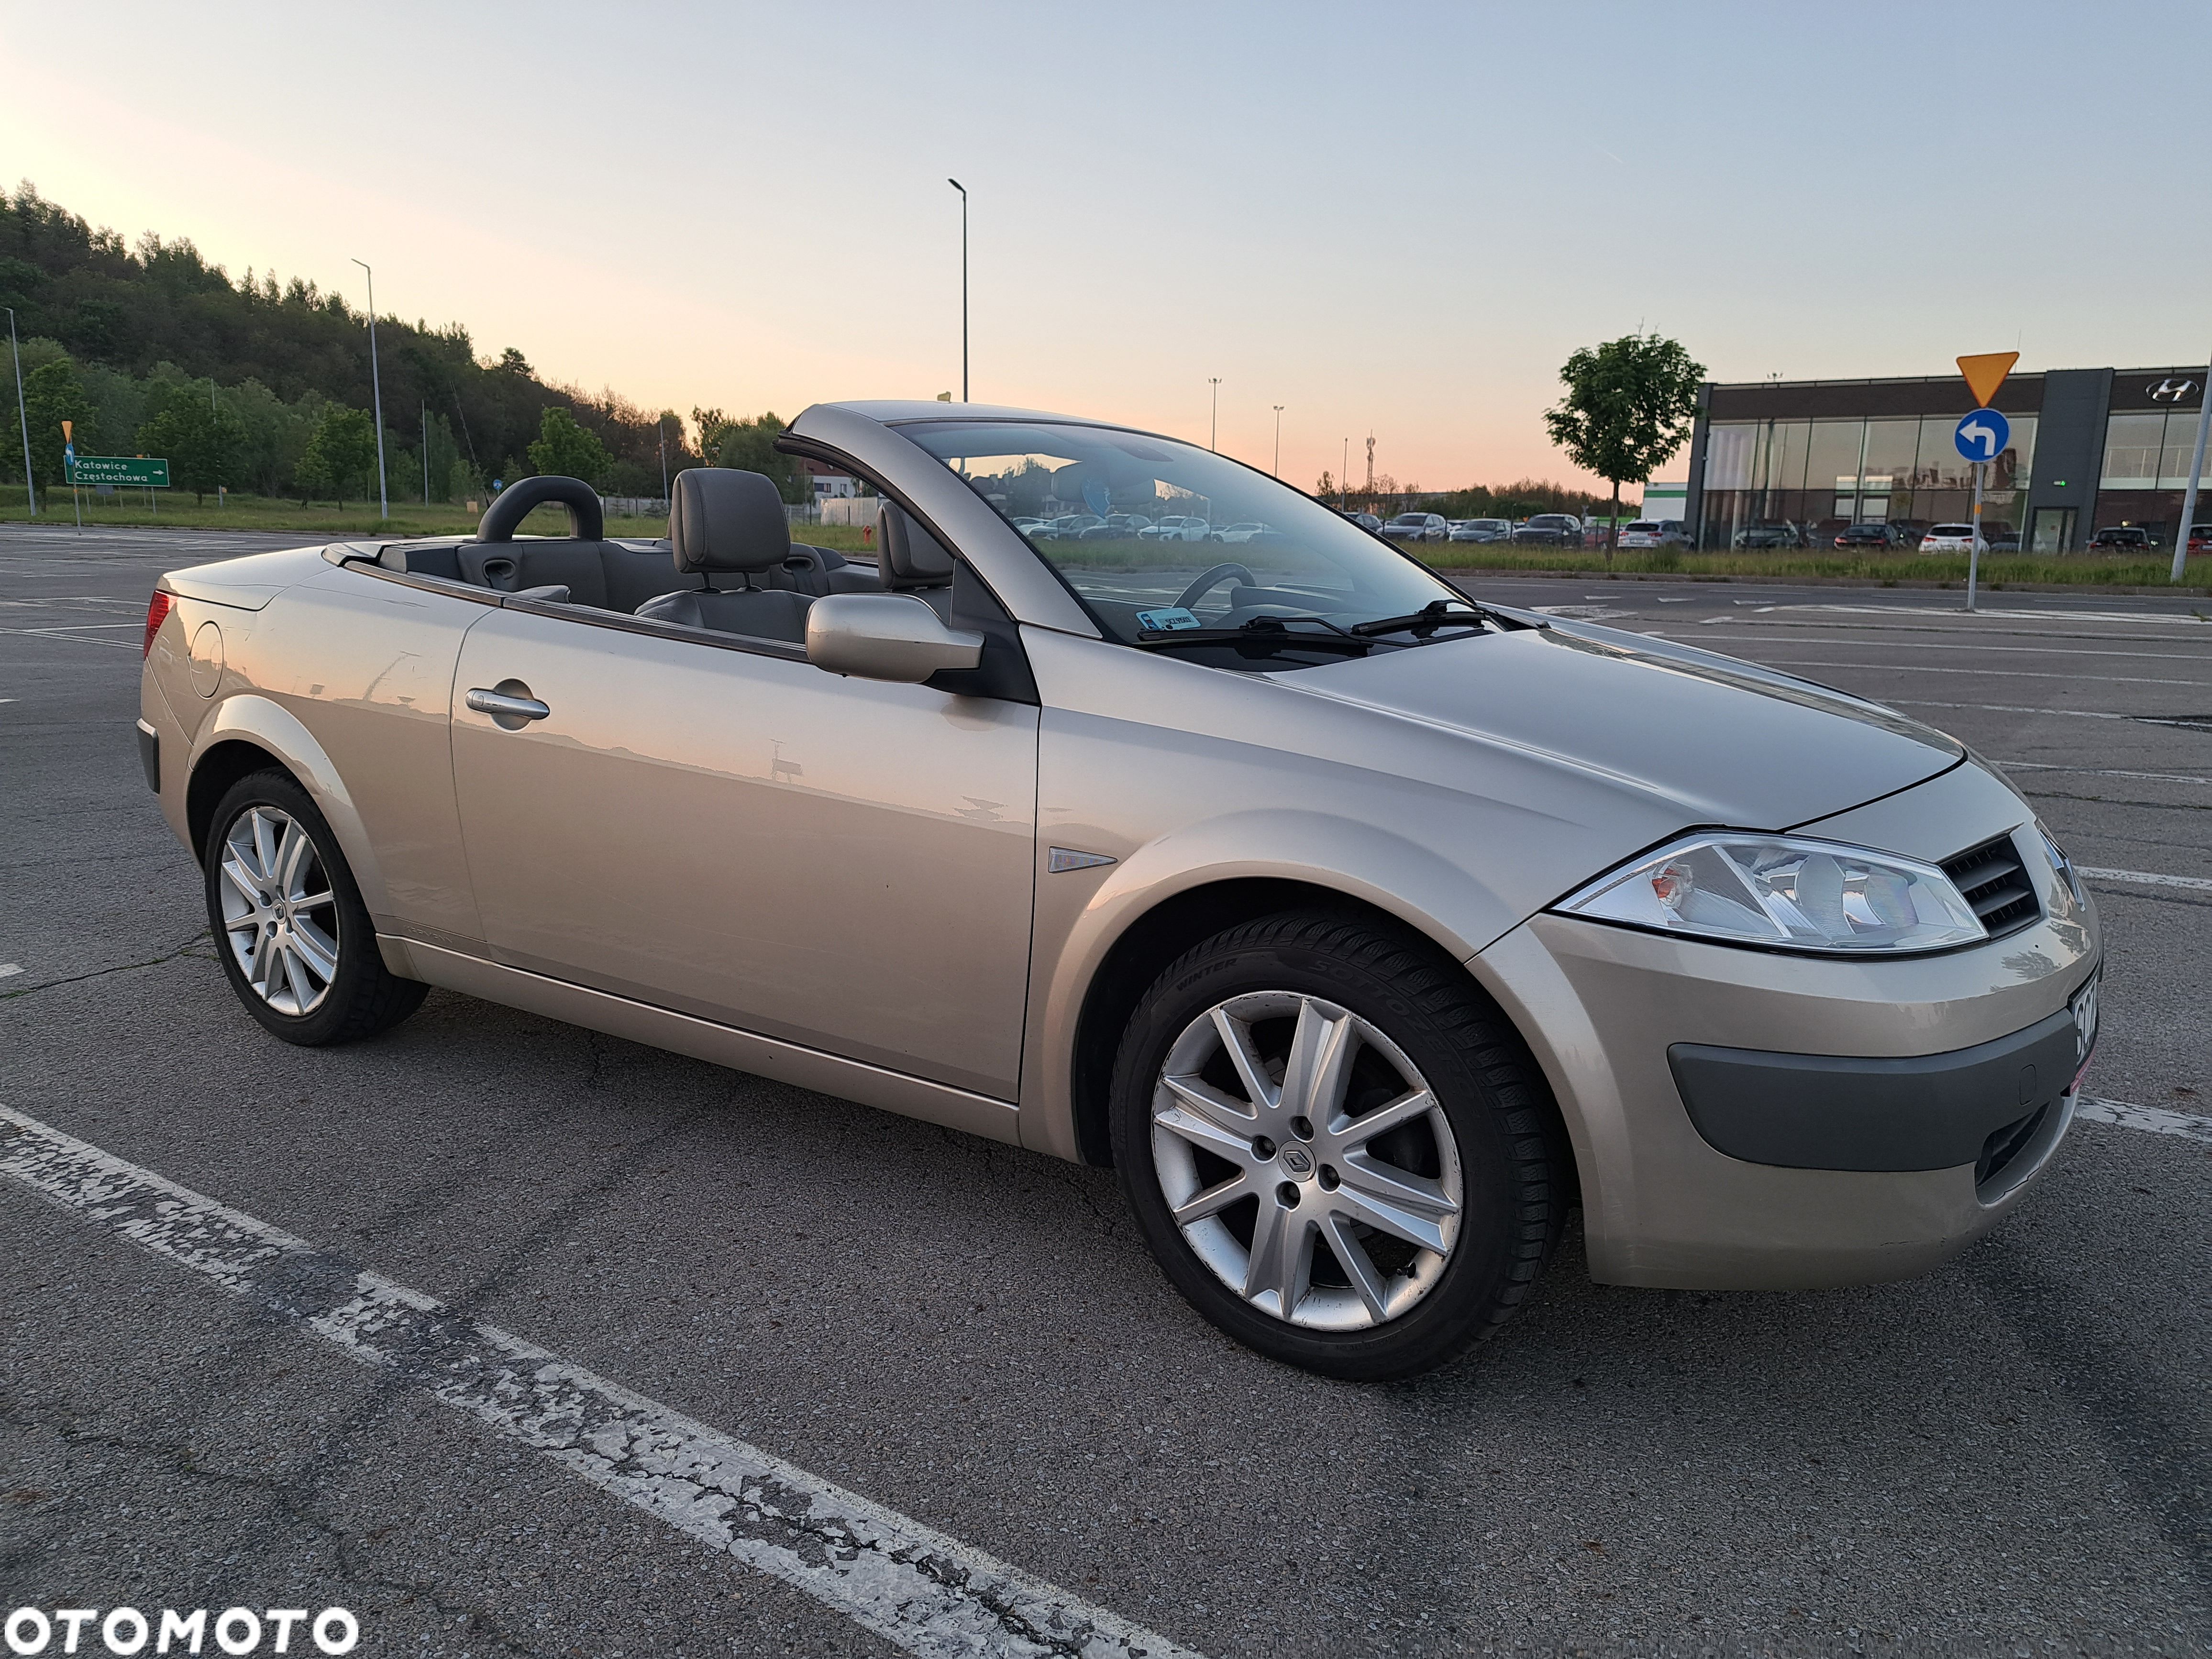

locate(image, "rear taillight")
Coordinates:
143 590 172 658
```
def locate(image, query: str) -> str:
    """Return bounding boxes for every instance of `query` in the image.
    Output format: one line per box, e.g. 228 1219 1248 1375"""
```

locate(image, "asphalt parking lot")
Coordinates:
3 524 2208 1657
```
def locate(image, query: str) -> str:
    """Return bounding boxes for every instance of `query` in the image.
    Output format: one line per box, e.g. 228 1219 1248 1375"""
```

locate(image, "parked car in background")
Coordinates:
1449 518 1513 543
1732 522 1803 549
1835 523 1903 549
2187 524 2212 553
1140 515 1212 542
1038 514 1106 541
1987 532 2021 552
1383 512 1450 543
1338 509 1383 532
1209 521 1275 543
1887 521 1932 550
1917 524 1984 554
1512 513 1583 546
2089 526 2151 551
1615 521 1690 550
1079 513 1154 540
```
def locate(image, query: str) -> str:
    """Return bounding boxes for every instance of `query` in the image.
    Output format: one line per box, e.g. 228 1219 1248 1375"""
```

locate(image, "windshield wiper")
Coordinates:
1349 598 1537 638
1133 617 1372 654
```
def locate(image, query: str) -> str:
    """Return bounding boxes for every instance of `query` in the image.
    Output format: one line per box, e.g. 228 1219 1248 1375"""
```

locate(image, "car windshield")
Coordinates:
899 419 1462 645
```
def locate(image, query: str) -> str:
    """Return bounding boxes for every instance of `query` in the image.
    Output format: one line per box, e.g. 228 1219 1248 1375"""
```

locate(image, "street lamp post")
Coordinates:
1272 405 1284 477
947 179 968 403
5 306 34 516
352 259 389 523
1341 437 1349 509
2172 351 2212 584
1208 378 1222 451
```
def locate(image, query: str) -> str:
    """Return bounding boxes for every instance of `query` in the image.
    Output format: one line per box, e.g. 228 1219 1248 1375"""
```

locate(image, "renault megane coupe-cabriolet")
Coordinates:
137 400 2101 1379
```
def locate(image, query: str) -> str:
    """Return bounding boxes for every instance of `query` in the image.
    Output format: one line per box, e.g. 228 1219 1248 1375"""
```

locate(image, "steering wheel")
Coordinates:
1174 562 1256 611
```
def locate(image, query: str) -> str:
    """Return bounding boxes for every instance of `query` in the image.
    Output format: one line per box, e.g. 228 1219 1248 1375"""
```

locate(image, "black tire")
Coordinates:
1109 910 1568 1381
203 769 428 1046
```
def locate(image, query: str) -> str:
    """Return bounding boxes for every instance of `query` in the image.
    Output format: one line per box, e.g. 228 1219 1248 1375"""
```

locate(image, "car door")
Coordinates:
447 605 1039 1100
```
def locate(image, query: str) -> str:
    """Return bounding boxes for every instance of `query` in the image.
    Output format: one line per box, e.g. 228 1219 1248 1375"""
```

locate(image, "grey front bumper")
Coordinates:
1668 1003 2082 1174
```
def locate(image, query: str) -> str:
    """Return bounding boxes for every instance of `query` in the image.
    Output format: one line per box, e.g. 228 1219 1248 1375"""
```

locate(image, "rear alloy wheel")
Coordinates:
204 770 427 1045
1111 911 1567 1380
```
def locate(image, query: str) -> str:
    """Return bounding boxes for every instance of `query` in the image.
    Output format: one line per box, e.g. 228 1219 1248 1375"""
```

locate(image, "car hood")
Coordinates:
1285 617 1962 831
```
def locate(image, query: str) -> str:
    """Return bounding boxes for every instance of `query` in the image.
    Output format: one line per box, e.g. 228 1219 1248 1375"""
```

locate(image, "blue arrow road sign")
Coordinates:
1955 409 2011 463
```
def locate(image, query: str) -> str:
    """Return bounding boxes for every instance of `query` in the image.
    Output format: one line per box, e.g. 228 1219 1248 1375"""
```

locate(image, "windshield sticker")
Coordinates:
1135 607 1203 632
1083 479 1112 517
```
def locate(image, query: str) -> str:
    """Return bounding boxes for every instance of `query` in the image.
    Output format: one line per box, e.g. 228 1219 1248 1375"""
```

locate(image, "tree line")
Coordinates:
0 184 717 504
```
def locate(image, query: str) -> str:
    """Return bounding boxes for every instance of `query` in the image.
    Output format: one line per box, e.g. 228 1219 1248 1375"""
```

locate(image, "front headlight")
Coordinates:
1553 833 1987 955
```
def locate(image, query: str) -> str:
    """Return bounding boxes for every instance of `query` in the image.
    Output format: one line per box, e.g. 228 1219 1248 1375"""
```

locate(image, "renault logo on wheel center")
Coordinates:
1279 1144 1315 1177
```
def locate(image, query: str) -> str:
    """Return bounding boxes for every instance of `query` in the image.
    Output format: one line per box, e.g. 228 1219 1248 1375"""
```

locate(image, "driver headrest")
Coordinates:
669 468 791 574
877 504 956 589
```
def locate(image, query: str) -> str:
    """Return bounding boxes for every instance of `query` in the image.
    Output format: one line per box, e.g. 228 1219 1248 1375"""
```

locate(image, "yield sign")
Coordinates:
1957 352 2020 409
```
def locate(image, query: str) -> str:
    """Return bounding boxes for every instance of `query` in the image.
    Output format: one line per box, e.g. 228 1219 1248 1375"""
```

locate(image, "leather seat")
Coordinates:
876 504 956 619
636 470 815 643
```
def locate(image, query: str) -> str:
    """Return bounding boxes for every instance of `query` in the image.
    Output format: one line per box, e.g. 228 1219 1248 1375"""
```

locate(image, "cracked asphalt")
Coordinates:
3 526 2209 1657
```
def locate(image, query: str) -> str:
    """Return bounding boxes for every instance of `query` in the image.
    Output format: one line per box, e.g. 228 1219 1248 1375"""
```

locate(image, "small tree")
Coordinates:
1543 332 1705 565
136 381 245 504
296 406 377 506
708 412 807 503
22 358 95 490
525 406 611 484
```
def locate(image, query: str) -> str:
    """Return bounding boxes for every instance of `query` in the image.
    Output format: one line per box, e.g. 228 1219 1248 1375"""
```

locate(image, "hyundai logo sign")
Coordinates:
2148 377 2201 402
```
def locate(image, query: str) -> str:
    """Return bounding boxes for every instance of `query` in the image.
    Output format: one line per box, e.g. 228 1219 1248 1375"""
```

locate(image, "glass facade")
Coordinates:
2101 408 2210 489
1699 415 2035 548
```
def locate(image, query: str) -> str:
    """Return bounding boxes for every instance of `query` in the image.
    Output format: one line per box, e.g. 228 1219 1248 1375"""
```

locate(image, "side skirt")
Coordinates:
381 936 1023 1146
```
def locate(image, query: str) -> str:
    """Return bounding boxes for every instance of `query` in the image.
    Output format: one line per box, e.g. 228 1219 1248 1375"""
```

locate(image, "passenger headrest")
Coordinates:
669 468 791 574
877 504 956 589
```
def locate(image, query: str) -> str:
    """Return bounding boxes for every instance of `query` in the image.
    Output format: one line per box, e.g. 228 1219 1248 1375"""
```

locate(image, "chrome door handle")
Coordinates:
465 687 550 721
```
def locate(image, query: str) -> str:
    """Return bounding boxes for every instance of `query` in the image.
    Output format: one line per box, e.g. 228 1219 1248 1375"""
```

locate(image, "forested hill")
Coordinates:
0 185 694 499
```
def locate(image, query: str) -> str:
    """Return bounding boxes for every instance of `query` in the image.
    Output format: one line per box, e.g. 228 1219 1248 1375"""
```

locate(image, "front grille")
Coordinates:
1942 833 2040 939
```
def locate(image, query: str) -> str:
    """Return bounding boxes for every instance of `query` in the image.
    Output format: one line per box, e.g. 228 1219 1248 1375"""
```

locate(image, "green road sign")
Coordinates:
71 454 170 487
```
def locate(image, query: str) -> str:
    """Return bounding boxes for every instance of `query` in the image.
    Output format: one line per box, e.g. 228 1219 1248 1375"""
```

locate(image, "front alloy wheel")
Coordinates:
1111 910 1567 1380
1152 991 1463 1330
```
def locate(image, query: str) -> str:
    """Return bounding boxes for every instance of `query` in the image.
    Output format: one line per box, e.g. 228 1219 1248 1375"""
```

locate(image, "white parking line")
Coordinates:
0 1105 1204 1659
1731 658 2198 687
0 625 137 649
2079 866 2212 893
2078 1098 2212 1141
0 964 20 978
1997 761 2212 786
1890 699 2137 722
1638 630 2212 663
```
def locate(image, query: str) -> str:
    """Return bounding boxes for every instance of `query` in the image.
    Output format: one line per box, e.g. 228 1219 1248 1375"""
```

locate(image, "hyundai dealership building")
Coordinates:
1681 364 2209 552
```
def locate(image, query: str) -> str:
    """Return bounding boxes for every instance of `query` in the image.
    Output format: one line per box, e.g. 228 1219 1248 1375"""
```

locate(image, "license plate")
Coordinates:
2068 971 2101 1089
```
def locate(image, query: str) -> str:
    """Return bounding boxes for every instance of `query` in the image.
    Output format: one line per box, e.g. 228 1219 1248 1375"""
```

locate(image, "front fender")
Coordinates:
1019 807 1526 1161
192 693 391 917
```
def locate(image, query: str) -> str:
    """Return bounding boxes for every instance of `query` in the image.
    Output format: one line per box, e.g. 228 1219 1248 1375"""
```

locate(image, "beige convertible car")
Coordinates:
137 401 2101 1379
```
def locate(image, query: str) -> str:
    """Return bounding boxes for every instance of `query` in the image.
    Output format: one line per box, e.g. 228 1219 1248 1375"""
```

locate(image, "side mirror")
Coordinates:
805 592 984 684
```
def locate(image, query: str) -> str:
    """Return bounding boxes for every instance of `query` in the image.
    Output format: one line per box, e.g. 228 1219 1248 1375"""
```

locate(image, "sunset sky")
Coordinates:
5 0 2208 492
